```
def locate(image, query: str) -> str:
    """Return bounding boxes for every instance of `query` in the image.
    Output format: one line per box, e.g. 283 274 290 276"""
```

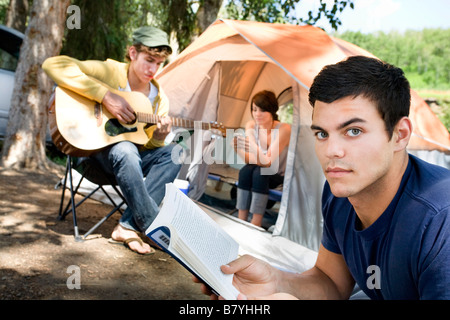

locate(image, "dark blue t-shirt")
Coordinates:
321 154 450 300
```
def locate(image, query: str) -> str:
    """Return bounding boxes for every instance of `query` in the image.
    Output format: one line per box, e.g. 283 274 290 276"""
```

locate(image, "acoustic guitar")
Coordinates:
48 86 227 156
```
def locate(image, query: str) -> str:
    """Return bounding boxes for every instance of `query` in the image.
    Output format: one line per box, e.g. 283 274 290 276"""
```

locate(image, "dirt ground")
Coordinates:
0 166 208 300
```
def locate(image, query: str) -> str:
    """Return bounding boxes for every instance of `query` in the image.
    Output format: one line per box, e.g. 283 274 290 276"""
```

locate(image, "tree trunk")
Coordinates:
1 0 70 170
196 0 224 34
5 0 30 33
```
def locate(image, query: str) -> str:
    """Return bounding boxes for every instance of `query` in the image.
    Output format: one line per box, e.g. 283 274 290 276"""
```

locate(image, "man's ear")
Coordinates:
128 46 138 61
393 116 412 151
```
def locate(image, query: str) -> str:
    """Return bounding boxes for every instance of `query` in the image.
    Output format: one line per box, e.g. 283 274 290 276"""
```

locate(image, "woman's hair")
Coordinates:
251 90 279 121
125 43 171 62
308 55 411 139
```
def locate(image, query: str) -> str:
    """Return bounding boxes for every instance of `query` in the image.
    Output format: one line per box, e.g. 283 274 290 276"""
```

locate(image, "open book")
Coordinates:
145 183 240 300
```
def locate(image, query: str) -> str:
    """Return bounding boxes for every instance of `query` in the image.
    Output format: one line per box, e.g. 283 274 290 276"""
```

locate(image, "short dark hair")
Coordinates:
252 90 279 121
308 56 411 138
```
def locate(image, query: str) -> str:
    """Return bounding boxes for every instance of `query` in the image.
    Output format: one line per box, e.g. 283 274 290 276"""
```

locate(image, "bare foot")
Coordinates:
111 225 153 254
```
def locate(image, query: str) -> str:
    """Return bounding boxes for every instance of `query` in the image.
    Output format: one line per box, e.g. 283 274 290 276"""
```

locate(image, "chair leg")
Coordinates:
58 156 83 242
82 199 125 239
57 159 69 220
56 155 128 242
81 185 126 238
62 184 102 217
68 157 83 242
100 185 126 214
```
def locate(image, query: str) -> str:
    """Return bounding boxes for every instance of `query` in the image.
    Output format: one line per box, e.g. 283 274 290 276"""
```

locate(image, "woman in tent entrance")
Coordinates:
233 90 291 227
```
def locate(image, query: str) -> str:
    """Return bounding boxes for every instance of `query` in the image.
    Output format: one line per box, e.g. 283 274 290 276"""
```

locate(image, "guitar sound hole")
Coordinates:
105 119 137 136
127 113 137 125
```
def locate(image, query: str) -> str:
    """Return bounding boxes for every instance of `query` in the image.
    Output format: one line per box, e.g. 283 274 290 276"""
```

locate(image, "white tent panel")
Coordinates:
273 83 325 251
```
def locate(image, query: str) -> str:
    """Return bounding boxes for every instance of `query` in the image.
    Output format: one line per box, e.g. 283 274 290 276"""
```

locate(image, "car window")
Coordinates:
0 48 18 72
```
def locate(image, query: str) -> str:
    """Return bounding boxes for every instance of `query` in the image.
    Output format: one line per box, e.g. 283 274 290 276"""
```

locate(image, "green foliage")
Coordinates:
59 0 200 60
0 0 8 24
336 28 450 90
436 101 450 132
278 102 293 124
58 0 355 58
60 0 135 61
0 0 355 59
336 29 450 132
223 0 354 30
441 106 450 131
152 0 198 52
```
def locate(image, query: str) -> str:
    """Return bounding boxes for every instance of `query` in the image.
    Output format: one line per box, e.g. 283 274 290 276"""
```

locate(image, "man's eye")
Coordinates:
347 128 362 137
315 131 328 140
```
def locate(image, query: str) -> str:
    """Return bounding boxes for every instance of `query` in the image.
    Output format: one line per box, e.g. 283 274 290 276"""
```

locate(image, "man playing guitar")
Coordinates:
43 26 181 254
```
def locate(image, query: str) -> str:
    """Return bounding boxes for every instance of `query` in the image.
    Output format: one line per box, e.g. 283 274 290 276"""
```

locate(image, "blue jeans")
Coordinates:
92 141 182 233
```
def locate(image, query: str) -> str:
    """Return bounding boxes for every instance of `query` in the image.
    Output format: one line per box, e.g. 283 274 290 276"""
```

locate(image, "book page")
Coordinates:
146 183 239 299
171 191 237 278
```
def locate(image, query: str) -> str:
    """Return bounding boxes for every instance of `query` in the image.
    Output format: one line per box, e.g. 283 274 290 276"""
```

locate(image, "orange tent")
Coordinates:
157 19 450 252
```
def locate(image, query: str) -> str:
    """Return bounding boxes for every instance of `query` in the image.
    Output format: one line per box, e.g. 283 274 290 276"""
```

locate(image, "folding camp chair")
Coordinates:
56 155 127 242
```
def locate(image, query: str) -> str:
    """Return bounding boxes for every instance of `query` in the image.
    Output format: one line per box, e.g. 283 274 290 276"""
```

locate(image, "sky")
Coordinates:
299 0 450 34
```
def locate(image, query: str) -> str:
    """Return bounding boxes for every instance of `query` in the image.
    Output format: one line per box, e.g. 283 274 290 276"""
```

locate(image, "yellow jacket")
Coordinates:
42 55 169 149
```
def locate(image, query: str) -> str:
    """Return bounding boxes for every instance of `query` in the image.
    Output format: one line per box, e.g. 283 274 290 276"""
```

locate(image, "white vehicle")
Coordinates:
0 25 24 139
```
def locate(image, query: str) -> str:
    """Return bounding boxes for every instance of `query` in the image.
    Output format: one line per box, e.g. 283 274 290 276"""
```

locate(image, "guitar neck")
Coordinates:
136 112 216 131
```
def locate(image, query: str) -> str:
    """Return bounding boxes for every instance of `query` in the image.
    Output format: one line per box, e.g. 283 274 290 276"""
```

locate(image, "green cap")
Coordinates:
132 26 172 54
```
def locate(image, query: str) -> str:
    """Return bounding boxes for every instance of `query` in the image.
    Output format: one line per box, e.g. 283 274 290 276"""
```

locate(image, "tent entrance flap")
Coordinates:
179 62 221 122
217 60 295 129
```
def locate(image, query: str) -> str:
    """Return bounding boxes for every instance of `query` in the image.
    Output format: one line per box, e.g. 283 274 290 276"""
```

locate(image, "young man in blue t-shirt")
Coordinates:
195 56 450 300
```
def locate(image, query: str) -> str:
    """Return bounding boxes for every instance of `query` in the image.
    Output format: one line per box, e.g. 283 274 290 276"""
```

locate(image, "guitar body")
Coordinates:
49 86 152 156
48 86 227 156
